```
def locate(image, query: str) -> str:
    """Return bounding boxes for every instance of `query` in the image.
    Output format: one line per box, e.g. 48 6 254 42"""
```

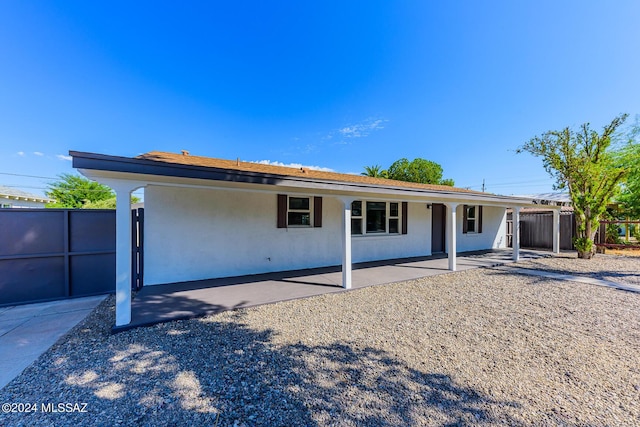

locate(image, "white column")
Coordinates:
340 197 353 289
552 208 560 254
113 183 136 327
513 206 521 261
445 203 458 271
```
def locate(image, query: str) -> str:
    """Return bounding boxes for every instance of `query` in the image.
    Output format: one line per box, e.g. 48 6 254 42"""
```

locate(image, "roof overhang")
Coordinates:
1 194 52 203
71 151 541 208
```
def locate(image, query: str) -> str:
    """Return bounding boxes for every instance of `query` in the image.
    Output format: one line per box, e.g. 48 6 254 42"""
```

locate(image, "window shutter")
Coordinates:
277 194 287 228
401 202 408 234
478 205 483 233
462 205 468 234
314 197 323 228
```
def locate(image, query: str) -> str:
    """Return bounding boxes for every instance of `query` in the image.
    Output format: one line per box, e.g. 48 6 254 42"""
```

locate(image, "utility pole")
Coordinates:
481 179 485 192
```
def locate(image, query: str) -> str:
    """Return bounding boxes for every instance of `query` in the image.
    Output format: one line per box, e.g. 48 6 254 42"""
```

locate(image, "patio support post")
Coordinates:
110 182 141 327
339 197 354 289
552 208 560 254
445 203 458 271
513 206 521 261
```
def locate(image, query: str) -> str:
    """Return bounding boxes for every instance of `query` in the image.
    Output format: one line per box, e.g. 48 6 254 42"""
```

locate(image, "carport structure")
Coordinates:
71 150 561 328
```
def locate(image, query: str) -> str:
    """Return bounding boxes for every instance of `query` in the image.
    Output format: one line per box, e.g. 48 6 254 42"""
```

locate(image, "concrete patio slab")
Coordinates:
121 249 549 331
0 295 106 390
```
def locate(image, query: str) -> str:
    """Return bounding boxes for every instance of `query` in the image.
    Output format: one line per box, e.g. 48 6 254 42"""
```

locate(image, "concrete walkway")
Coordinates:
0 295 106 390
121 249 549 331
494 266 640 293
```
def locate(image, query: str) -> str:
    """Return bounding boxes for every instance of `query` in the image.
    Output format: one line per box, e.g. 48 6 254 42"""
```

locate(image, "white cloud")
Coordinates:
252 160 334 172
16 151 24 156
33 151 44 156
56 154 72 161
338 118 388 138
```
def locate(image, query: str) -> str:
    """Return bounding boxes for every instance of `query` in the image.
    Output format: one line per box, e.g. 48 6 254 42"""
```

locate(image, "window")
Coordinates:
463 205 483 234
351 201 363 235
277 194 323 229
351 200 405 235
389 202 399 234
366 202 386 233
466 205 476 233
288 196 311 226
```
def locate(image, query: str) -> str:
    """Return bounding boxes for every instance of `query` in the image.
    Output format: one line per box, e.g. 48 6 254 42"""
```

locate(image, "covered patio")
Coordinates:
116 249 549 332
70 151 563 330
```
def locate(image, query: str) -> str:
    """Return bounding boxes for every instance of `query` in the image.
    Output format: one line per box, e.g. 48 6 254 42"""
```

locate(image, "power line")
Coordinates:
462 178 556 190
0 172 59 180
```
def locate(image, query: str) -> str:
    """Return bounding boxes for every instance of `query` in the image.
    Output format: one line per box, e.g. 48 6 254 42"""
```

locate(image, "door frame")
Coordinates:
431 203 446 254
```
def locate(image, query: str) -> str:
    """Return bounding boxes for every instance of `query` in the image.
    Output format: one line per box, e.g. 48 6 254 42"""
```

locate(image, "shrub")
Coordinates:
606 223 622 244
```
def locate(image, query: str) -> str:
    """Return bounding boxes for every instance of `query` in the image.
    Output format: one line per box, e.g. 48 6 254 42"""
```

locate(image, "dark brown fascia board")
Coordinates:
70 150 287 186
69 150 523 202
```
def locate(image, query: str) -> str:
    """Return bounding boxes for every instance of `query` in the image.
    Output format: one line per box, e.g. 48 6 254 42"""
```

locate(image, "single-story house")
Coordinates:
71 150 562 327
0 185 53 208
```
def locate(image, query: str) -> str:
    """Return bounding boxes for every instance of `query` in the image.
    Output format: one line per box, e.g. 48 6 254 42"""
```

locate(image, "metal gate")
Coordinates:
0 208 143 306
131 208 144 291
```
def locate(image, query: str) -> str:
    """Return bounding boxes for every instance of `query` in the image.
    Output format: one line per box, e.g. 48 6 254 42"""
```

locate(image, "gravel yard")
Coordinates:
1 254 639 426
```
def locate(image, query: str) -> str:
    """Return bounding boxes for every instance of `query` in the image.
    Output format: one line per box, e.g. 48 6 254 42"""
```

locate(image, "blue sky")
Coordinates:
1 1 639 198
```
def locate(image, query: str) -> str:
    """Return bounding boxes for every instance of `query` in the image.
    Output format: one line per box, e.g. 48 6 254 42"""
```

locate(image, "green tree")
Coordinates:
517 114 629 259
386 158 454 186
616 125 640 218
361 165 388 178
46 173 115 208
82 197 119 209
83 196 140 209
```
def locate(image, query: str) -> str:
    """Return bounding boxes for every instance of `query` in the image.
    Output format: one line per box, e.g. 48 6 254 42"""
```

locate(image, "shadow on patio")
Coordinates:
121 249 549 332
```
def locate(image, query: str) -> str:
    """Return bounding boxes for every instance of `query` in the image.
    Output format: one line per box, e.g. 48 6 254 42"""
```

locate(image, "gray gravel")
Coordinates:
1 254 639 426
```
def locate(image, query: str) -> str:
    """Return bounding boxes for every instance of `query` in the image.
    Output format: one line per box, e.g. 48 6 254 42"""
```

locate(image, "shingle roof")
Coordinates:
137 151 485 195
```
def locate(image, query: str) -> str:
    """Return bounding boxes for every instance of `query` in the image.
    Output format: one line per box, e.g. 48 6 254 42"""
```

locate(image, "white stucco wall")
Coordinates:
455 205 507 252
144 185 433 285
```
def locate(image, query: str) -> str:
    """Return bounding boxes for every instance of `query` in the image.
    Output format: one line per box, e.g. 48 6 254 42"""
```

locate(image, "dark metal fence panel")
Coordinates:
0 257 66 303
69 210 115 252
70 253 115 296
519 212 575 250
1 210 68 305
560 213 576 250
68 210 116 297
0 208 143 306
0 210 65 256
520 213 552 248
